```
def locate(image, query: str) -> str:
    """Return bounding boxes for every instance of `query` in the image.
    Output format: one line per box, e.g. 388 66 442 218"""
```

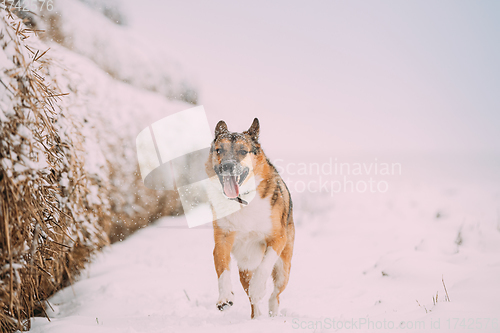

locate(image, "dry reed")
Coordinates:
0 7 183 331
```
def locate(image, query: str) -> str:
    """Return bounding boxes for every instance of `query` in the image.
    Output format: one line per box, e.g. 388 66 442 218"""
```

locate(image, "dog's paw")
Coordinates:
248 275 266 304
268 297 279 317
216 299 233 311
216 291 234 311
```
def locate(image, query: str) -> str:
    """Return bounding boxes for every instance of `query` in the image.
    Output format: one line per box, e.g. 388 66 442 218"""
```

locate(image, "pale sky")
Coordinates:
122 0 500 157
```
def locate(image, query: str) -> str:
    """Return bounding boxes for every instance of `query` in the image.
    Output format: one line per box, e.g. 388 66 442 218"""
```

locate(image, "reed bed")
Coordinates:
0 8 183 331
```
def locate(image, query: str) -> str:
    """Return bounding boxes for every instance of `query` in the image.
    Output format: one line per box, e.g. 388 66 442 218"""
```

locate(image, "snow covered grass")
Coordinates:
46 41 192 240
0 3 196 329
0 8 111 330
29 154 500 333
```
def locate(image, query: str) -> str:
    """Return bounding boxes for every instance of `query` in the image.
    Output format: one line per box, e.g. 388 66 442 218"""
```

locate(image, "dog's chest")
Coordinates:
219 195 272 271
217 194 273 235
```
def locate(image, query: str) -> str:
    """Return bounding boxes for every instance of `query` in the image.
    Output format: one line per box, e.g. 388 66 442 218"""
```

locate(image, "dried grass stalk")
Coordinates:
0 7 185 331
0 8 108 331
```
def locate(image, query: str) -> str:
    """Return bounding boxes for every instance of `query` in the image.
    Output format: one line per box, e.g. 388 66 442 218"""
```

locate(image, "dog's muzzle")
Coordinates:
214 161 249 199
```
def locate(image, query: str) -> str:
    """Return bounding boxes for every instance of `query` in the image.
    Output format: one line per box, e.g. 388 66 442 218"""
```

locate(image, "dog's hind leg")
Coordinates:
268 242 293 317
239 269 261 318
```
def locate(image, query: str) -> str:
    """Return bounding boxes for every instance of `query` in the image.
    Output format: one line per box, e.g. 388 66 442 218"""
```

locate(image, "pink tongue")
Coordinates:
223 176 239 198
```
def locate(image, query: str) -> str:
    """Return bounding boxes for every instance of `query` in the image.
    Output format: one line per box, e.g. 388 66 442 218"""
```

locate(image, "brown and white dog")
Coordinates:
205 118 295 318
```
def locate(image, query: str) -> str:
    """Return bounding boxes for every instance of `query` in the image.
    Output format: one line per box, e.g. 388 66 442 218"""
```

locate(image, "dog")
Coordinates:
205 118 295 318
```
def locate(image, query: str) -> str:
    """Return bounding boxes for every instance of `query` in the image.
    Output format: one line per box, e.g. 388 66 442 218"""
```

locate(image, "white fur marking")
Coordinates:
217 270 233 304
233 234 265 271
269 297 279 317
269 258 285 316
253 305 262 317
226 176 272 271
248 247 279 304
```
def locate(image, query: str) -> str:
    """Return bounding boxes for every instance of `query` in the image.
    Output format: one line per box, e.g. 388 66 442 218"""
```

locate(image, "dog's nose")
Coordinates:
221 161 235 173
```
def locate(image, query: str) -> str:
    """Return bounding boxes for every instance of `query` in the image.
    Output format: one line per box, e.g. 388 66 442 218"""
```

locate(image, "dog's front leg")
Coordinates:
213 226 235 311
248 234 286 312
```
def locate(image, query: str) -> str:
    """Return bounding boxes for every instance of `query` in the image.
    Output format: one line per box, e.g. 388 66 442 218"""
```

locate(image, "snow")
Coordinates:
38 0 198 103
6 1 497 332
29 154 500 333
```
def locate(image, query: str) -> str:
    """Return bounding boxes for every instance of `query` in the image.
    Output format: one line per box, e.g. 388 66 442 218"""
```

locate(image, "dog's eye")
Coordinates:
216 148 222 154
239 150 248 156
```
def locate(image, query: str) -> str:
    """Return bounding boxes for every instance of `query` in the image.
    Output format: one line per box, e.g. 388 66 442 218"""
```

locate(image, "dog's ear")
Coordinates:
214 120 228 139
244 118 260 142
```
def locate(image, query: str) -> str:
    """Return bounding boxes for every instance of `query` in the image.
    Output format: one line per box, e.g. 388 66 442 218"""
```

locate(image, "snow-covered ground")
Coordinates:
29 153 500 333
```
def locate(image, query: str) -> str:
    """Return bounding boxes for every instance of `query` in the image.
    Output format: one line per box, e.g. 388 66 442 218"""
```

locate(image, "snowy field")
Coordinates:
29 153 500 333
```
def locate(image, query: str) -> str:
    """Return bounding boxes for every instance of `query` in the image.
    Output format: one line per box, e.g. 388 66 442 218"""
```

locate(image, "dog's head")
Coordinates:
206 118 261 199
